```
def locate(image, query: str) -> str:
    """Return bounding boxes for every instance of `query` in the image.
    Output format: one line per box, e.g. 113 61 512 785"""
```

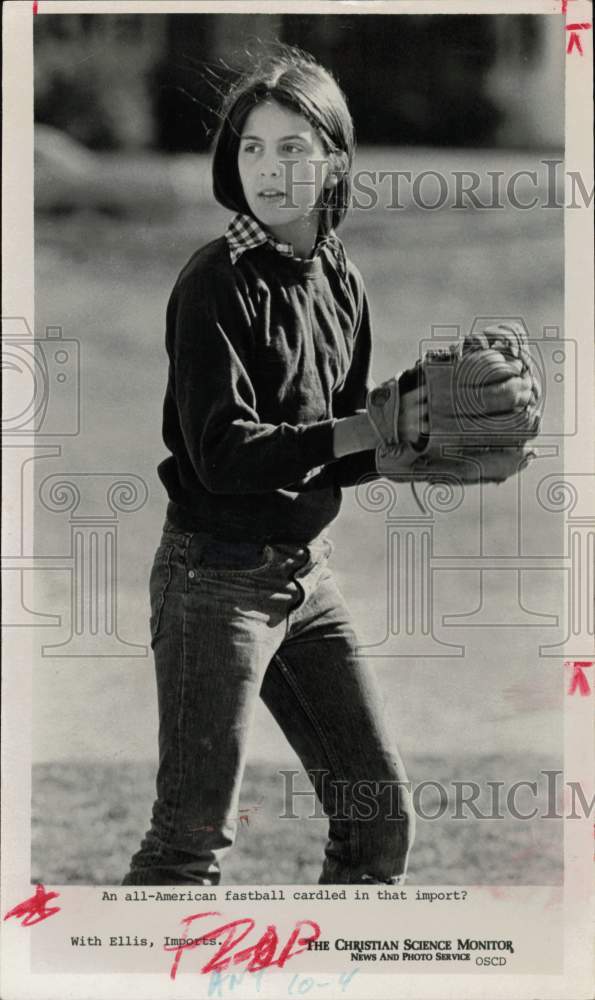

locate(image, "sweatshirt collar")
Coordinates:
225 213 346 276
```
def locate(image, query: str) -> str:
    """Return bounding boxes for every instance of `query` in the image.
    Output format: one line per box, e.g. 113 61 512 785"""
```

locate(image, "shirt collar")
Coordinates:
225 213 346 276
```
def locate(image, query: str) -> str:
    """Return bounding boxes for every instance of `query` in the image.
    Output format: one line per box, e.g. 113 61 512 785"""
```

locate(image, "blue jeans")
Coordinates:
123 520 414 885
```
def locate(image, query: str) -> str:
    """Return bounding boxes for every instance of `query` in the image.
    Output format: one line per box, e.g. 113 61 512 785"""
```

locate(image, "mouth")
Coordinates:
257 190 286 201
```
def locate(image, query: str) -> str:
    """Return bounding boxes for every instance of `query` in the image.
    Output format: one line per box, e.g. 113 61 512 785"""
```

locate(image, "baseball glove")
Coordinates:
366 322 542 485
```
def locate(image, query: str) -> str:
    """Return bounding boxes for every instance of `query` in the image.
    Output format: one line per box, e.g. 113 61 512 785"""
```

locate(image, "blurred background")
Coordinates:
34 12 563 152
29 12 565 885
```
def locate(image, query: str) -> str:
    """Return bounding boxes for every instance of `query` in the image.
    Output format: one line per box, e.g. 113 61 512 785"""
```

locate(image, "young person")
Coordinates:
123 49 423 886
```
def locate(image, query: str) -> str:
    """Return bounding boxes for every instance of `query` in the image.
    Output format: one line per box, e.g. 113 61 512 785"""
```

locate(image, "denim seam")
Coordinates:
172 564 192 847
154 548 190 858
150 544 175 646
195 544 274 579
272 651 360 875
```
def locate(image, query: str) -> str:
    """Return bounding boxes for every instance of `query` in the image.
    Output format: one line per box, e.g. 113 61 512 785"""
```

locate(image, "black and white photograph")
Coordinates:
1 1 593 997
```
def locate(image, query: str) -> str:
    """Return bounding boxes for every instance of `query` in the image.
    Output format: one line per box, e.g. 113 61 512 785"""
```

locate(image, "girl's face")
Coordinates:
238 100 333 237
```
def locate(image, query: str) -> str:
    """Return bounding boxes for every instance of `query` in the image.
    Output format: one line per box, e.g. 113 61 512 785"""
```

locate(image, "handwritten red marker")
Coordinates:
165 912 320 979
566 661 592 696
4 884 60 927
189 802 262 835
566 23 591 55
32 1 38 13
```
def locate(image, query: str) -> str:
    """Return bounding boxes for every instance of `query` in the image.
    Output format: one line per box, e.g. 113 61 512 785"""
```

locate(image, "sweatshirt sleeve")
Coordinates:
280 272 380 494
169 269 337 495
327 274 380 487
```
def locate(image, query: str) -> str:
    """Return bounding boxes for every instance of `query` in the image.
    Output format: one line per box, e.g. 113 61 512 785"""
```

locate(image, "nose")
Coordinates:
259 155 281 178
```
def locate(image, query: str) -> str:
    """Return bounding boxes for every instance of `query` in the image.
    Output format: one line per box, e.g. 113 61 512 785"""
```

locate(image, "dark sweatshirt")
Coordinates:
158 235 378 543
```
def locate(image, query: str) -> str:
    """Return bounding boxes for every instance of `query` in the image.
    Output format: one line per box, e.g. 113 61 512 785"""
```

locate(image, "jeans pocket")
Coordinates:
194 540 274 578
149 544 174 646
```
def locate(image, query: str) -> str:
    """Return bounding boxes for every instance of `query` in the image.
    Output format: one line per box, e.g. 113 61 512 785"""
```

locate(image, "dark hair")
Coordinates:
212 47 355 233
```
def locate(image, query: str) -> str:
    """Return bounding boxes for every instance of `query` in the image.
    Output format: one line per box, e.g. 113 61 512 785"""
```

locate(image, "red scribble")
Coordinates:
32 1 38 13
189 801 263 834
559 0 576 13
509 845 539 865
566 23 591 55
500 682 559 715
4 884 60 927
566 660 592 696
164 911 320 979
238 802 263 826
487 886 515 901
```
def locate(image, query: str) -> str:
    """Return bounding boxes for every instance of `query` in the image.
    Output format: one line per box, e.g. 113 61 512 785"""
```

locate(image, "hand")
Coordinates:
398 384 428 445
459 351 539 413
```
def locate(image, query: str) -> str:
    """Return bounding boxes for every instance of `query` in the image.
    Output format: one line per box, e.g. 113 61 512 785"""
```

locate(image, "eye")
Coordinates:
240 142 261 155
281 143 303 154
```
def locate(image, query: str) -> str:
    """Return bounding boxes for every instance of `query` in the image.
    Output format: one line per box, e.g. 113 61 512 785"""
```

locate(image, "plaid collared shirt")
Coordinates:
225 213 347 276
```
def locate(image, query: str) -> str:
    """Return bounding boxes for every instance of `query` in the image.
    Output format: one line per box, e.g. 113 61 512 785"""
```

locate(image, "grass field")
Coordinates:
30 147 565 885
32 753 563 886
